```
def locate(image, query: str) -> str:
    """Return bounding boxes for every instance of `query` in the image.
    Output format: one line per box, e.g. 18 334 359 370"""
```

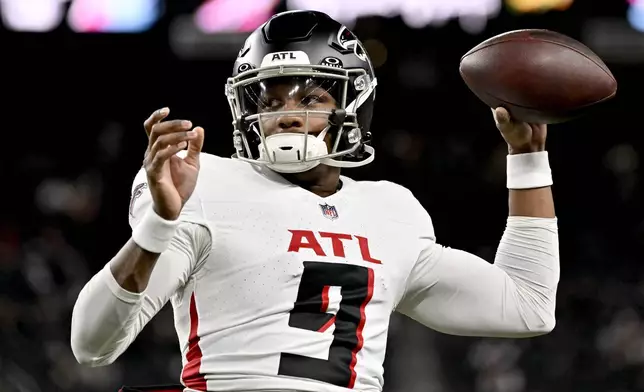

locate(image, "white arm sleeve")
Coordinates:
71 224 211 366
71 167 212 366
397 202 560 337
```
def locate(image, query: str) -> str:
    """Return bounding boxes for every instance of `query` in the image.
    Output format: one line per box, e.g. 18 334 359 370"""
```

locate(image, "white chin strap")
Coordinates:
257 129 376 174
258 130 330 174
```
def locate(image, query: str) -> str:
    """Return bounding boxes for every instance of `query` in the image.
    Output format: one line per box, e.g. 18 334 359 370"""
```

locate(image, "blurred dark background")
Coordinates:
1 0 644 391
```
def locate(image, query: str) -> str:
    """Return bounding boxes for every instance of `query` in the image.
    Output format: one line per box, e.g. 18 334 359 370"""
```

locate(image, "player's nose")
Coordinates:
278 115 304 131
277 99 305 132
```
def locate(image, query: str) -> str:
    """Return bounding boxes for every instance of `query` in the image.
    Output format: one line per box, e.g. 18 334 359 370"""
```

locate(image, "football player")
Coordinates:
71 10 559 392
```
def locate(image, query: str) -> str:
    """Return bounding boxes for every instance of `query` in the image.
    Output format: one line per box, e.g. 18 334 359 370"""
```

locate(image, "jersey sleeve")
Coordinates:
395 191 560 338
128 166 211 231
71 168 213 366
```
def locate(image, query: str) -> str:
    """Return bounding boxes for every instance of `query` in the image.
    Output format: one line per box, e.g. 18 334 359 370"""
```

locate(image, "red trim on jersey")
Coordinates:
181 293 207 391
318 285 335 333
318 315 336 333
321 285 330 312
347 268 374 389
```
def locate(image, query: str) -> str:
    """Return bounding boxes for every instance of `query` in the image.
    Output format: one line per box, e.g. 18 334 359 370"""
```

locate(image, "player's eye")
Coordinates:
301 95 325 107
259 98 283 111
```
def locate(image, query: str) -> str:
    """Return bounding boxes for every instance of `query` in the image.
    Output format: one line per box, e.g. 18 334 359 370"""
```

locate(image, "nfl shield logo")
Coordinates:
320 203 339 220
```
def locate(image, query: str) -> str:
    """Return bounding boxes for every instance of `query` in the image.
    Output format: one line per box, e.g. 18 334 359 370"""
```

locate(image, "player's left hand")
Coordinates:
492 107 547 155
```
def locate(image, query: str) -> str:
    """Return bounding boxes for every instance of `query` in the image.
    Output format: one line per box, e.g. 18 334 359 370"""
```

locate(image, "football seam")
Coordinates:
462 37 616 84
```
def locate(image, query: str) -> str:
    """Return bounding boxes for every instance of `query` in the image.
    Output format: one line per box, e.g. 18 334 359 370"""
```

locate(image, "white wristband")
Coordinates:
507 151 553 189
132 207 180 253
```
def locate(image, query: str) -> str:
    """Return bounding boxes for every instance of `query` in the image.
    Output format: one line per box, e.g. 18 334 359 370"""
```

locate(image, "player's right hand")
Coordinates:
492 107 547 155
143 107 205 220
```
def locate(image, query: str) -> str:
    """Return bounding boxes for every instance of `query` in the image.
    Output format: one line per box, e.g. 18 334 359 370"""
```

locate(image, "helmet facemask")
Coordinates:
226 65 376 174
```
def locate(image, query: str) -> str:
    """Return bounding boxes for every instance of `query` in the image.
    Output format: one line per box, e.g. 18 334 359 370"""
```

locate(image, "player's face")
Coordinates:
256 77 338 138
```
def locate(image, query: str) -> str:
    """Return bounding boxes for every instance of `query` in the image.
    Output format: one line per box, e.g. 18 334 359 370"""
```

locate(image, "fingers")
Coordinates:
144 107 170 136
145 127 200 176
143 107 193 147
492 107 511 126
149 142 189 173
149 130 198 159
184 126 205 166
142 107 204 175
149 119 193 147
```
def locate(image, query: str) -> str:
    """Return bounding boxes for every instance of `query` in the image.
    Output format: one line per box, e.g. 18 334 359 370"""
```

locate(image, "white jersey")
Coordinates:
71 153 560 392
130 154 427 392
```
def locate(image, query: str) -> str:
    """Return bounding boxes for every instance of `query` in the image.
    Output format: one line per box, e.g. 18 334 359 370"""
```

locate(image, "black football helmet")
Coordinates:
226 10 377 173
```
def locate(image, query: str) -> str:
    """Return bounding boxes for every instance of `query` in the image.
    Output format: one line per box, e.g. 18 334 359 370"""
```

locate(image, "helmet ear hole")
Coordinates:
355 131 372 159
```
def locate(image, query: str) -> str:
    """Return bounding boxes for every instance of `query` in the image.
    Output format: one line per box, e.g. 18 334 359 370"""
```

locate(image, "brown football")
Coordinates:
459 29 617 124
